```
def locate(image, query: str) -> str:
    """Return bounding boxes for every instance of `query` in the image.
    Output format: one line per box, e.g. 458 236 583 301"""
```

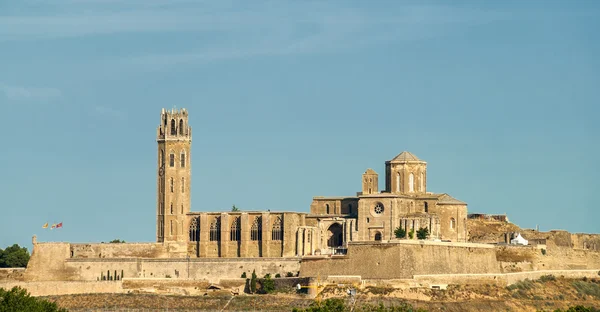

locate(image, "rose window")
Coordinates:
374 204 384 214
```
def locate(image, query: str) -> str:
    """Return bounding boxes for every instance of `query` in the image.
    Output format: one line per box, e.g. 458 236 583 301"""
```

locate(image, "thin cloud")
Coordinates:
0 83 62 100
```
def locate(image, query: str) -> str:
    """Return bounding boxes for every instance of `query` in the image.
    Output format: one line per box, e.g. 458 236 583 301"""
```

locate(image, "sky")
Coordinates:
0 0 598 251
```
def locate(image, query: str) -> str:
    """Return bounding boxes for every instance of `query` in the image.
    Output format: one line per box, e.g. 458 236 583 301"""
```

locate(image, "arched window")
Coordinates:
396 172 401 192
409 173 414 192
272 216 283 241
170 203 173 215
420 172 424 191
251 216 262 241
170 220 173 235
180 151 186 168
374 232 382 241
170 119 176 135
181 204 183 214
179 119 184 135
169 154 175 167
170 178 174 192
326 204 330 214
160 149 164 166
230 217 241 241
189 217 200 242
210 217 221 241
159 202 164 215
424 202 428 213
181 177 185 193
450 218 456 230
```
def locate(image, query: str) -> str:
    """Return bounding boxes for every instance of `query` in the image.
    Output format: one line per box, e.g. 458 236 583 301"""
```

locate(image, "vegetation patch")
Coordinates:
0 286 67 312
538 274 557 283
571 280 600 299
507 278 536 291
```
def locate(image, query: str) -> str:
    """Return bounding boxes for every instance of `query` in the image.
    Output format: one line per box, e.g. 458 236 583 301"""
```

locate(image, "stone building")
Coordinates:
157 108 468 258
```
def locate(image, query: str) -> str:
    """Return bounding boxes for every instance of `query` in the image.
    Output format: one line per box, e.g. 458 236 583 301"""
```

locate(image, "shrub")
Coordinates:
250 269 257 294
0 286 67 312
541 248 546 255
538 274 556 283
572 281 600 299
416 227 429 240
241 272 247 278
286 272 295 277
507 279 536 291
408 229 415 239
275 273 281 278
261 275 275 294
394 226 406 239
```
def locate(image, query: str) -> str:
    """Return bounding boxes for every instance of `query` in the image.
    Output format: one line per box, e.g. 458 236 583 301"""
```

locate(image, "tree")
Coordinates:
261 274 275 294
0 286 68 312
394 226 406 239
109 239 125 243
408 228 415 239
250 269 257 293
0 244 30 268
232 205 240 212
416 227 429 240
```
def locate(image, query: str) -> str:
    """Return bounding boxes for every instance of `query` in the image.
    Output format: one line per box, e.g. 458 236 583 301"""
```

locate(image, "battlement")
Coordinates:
157 107 192 141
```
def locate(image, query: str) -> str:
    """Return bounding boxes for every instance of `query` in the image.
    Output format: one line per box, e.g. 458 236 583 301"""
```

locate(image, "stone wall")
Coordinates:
0 268 25 281
300 240 500 279
0 281 123 296
496 244 600 272
71 242 186 259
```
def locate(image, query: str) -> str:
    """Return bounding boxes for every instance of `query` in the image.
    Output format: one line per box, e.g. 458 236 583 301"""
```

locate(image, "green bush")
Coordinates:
275 273 281 278
0 244 30 268
541 248 546 255
548 305 600 312
241 272 247 278
0 286 68 312
286 272 295 277
260 275 275 294
394 227 406 239
292 298 427 312
507 279 536 291
416 227 429 240
408 229 414 239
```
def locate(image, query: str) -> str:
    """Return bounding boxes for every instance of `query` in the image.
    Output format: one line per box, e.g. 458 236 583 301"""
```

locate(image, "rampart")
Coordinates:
300 240 501 279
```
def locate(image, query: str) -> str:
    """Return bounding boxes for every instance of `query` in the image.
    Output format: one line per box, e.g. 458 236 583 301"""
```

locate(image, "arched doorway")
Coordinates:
374 231 382 241
327 223 343 248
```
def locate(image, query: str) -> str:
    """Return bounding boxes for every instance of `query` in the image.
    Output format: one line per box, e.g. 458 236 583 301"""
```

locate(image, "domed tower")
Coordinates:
156 108 192 243
385 151 427 195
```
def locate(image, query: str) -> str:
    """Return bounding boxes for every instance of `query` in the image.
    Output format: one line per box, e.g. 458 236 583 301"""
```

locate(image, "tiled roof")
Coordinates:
436 193 467 205
391 151 422 162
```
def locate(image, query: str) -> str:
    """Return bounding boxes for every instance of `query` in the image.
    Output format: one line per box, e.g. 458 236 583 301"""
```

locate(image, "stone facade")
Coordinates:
153 109 468 258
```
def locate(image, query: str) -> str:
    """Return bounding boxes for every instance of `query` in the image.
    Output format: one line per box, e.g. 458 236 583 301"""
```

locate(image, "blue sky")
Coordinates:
0 0 598 251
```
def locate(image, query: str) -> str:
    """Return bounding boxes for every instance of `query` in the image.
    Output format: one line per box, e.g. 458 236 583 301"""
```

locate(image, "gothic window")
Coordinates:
396 172 401 192
181 177 185 193
179 119 184 135
180 152 186 168
170 203 173 215
424 202 429 213
169 154 175 167
271 216 283 241
170 178 174 192
210 217 221 241
170 220 173 235
230 217 241 241
159 220 164 237
159 202 164 215
251 216 262 241
189 217 200 241
450 218 456 230
420 172 424 191
160 150 164 166
170 119 176 135
326 204 330 214
409 173 414 192
180 204 183 214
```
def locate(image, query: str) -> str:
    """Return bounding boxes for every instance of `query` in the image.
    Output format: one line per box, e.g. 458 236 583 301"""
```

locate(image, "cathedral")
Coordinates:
156 108 468 258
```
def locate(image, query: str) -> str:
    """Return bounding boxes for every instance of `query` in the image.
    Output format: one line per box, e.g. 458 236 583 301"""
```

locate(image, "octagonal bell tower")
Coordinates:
385 151 427 195
157 108 192 243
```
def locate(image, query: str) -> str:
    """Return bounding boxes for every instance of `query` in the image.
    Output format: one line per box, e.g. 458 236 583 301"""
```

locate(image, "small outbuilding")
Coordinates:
510 233 528 245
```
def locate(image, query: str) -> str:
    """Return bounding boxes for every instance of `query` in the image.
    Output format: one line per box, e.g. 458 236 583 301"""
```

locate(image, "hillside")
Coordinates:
43 276 600 311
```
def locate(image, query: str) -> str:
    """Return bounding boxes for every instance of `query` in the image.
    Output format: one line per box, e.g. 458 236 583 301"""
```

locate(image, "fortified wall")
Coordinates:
300 240 501 279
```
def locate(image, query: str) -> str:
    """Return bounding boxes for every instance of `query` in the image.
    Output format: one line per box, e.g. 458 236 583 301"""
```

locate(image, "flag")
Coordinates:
42 223 48 229
56 222 63 229
51 224 56 230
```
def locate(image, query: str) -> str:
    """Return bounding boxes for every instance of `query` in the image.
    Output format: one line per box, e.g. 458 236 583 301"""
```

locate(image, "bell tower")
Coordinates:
385 151 427 195
157 108 192 243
